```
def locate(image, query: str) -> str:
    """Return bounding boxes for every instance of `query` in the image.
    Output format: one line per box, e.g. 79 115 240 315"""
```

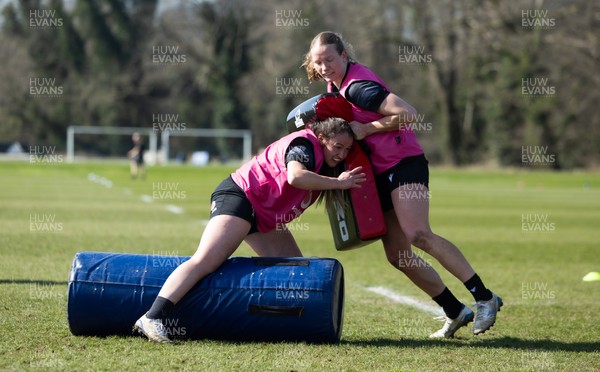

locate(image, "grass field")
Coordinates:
1 160 599 371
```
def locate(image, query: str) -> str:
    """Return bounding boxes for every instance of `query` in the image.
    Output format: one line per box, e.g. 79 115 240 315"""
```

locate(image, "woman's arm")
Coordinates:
287 161 365 190
350 93 417 140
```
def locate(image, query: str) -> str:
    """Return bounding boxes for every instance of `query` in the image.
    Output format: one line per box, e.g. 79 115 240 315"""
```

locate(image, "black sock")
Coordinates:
464 274 493 302
146 296 175 320
432 287 464 319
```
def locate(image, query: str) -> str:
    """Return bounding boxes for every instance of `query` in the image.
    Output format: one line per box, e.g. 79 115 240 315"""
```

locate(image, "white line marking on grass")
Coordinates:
85 174 192 218
366 286 443 316
87 173 113 188
165 205 183 214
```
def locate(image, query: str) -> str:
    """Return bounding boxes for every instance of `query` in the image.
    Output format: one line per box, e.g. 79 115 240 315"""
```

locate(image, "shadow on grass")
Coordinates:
342 337 600 353
79 335 600 353
0 279 69 285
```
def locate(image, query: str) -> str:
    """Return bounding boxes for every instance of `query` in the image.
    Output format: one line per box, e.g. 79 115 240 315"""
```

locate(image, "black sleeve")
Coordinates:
285 138 315 172
345 80 390 112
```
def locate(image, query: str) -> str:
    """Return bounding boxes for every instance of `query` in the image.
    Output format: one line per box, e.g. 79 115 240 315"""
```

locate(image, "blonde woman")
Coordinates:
303 31 502 338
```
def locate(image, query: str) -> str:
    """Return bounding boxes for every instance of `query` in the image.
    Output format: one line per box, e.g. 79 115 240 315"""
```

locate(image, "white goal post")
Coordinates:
66 126 252 164
160 128 253 164
66 126 158 164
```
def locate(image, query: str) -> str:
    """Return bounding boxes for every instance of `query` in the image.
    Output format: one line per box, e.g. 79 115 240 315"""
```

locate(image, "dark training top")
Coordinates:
331 80 390 112
285 137 316 172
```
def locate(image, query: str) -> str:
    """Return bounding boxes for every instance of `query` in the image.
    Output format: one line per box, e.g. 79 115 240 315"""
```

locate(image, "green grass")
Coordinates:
1 160 599 371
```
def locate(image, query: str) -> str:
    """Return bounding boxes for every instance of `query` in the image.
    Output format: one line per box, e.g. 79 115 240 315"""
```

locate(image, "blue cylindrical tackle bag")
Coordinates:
67 252 344 343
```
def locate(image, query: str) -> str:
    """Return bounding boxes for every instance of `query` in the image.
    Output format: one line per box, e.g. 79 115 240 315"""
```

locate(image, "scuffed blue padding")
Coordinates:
67 252 344 343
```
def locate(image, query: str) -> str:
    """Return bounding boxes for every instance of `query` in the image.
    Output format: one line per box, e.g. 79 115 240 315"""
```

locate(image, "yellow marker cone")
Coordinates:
582 272 600 282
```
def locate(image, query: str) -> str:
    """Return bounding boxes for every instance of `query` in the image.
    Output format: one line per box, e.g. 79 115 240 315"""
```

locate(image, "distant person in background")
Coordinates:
128 132 146 180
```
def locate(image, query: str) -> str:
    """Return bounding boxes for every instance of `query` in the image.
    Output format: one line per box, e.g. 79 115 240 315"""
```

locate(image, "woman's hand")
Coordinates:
337 166 366 189
349 93 418 140
350 115 401 140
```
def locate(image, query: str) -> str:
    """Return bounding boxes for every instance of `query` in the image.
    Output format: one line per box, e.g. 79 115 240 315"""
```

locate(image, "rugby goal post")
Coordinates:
160 128 252 164
66 126 158 164
66 126 252 164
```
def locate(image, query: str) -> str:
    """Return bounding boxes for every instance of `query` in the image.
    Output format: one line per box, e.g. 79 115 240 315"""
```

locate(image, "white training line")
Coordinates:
87 173 113 188
165 205 184 214
366 286 443 316
86 174 188 216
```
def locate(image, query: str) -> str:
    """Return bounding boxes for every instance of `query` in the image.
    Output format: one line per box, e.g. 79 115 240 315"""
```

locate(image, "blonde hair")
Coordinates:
302 31 357 82
311 117 354 210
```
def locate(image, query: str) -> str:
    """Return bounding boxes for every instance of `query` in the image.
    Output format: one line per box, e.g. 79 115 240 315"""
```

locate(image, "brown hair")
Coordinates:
311 117 354 210
310 116 354 142
302 31 357 82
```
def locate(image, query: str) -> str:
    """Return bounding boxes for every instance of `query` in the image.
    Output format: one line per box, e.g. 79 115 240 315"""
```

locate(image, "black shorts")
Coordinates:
375 154 429 212
210 176 258 234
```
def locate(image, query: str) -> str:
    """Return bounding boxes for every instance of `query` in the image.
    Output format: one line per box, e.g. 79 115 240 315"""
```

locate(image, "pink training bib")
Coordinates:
328 63 423 175
231 129 323 233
